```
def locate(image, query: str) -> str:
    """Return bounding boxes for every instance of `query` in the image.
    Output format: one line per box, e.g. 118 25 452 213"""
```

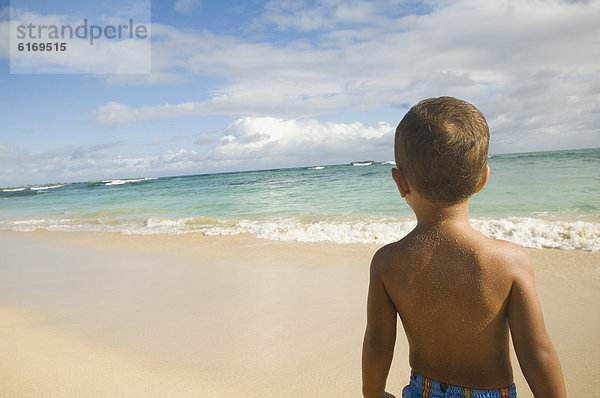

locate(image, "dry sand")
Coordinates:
0 230 598 397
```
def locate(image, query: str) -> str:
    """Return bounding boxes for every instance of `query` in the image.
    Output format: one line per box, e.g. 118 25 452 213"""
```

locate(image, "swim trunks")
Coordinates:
402 370 517 398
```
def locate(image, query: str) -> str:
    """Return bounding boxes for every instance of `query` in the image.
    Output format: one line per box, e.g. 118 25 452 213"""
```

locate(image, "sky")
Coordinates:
1 0 599 187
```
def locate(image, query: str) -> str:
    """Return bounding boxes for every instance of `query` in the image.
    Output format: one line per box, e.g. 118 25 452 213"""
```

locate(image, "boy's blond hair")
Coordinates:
394 96 489 203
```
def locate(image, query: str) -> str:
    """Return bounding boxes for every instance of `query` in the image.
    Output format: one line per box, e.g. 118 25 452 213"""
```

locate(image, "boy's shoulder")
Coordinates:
371 230 532 279
369 231 421 277
478 236 534 274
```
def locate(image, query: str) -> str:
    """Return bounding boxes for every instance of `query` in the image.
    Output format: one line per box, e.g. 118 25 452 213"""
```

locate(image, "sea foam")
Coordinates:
103 177 157 186
29 185 63 190
5 216 598 251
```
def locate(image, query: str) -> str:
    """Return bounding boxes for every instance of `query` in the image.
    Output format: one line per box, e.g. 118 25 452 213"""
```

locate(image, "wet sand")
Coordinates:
0 230 598 397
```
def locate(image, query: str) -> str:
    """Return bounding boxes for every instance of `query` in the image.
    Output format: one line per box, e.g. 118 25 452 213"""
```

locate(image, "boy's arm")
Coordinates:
507 250 566 398
362 250 398 398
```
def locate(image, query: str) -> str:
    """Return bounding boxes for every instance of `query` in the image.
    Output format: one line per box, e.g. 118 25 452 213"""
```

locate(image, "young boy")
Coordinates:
362 97 566 398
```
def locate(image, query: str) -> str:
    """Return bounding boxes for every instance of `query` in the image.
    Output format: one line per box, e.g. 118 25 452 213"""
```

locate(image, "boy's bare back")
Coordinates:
373 221 523 389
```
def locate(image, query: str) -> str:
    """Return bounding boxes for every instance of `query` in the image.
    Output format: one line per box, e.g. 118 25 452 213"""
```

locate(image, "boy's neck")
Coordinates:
412 198 471 228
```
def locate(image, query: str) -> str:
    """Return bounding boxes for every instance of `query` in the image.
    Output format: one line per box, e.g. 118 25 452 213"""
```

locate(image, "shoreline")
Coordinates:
0 230 598 397
1 212 599 251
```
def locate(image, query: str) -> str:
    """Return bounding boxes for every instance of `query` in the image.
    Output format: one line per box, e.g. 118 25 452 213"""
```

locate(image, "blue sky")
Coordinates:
1 0 599 187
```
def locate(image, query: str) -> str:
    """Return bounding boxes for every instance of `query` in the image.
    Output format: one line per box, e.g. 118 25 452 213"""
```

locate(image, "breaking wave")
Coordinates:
3 216 598 251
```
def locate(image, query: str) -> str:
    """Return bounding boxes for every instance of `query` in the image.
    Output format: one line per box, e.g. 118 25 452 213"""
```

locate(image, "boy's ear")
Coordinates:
391 168 410 198
474 165 490 194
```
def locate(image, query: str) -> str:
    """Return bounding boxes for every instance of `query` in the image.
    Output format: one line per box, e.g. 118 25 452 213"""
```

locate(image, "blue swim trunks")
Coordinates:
402 370 517 398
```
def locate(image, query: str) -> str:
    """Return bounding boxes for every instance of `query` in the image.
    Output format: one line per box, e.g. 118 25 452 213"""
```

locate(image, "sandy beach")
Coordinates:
0 230 598 397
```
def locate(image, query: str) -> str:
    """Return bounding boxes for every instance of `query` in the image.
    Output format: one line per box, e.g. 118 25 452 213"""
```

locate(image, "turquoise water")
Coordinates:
1 148 599 250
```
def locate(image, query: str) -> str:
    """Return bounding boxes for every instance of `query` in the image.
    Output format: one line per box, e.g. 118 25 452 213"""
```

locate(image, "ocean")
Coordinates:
1 148 599 251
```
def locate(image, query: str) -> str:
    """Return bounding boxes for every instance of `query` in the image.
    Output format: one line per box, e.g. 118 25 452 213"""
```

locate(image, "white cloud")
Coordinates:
210 117 394 164
5 0 598 165
256 0 384 32
479 69 600 153
0 118 394 186
94 102 139 125
90 0 600 154
0 143 207 187
0 6 9 58
174 0 201 14
104 72 187 86
194 133 216 145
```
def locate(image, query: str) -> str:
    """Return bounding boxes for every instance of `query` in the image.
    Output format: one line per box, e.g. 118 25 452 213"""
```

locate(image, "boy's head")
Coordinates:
394 96 489 203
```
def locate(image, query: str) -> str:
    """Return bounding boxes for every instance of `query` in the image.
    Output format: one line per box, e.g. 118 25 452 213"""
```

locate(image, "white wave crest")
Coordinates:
4 216 599 251
135 217 600 250
204 219 417 245
103 177 157 186
471 217 600 251
29 185 63 190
